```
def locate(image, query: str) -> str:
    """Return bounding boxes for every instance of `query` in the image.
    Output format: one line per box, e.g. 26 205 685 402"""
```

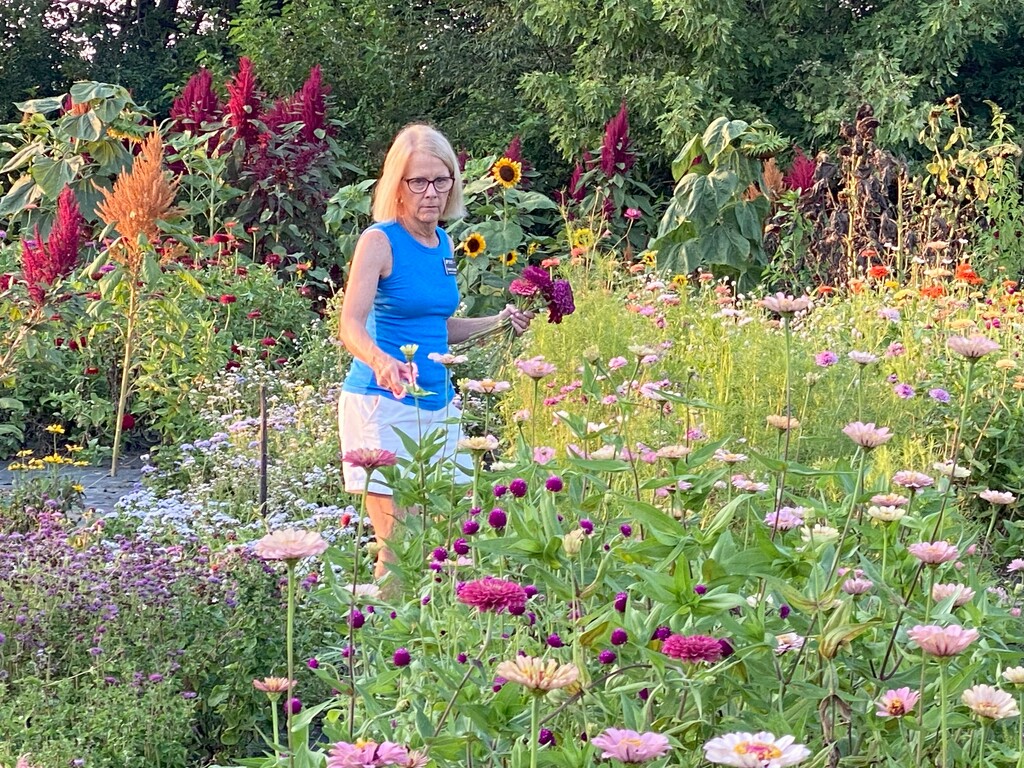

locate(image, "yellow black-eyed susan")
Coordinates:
502 251 519 266
642 250 657 267
492 157 522 189
571 228 595 251
461 232 486 258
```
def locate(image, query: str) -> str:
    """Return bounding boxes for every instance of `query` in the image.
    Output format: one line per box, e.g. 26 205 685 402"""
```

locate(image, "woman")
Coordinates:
338 124 533 579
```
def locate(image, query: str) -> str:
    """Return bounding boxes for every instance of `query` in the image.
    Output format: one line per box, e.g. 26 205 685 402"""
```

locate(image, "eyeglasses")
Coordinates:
404 176 454 194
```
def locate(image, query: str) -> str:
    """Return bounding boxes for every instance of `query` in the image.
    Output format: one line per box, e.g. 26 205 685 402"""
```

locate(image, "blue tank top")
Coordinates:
343 221 460 411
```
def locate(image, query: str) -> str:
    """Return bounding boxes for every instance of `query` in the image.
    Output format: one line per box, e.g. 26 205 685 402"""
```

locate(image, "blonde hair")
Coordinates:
372 123 466 222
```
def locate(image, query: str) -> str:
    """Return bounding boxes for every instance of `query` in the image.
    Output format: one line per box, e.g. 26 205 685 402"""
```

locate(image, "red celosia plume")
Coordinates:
784 149 817 192
600 103 636 177
226 57 262 146
21 186 82 305
170 69 222 133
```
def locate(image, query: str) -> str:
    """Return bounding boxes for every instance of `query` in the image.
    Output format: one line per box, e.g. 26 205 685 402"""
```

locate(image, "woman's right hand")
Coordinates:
373 355 417 398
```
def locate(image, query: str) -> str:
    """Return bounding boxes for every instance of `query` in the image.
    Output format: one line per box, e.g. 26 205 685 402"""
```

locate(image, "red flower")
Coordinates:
0 273 13 291
21 187 82 306
600 103 635 177
260 336 277 346
456 577 528 614
84 367 99 375
121 413 136 430
170 68 223 133
219 294 237 304
226 57 262 146
661 634 725 664
784 148 817 192
954 262 984 286
867 265 889 279
247 310 262 319
297 65 330 144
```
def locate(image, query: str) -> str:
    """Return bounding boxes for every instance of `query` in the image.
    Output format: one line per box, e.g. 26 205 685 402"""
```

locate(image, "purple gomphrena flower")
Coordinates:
718 638 735 657
610 628 628 645
307 658 319 669
453 538 470 555
509 478 528 497
652 626 671 641
547 633 565 648
288 697 302 714
469 506 481 516
546 475 564 492
580 518 594 535
620 523 632 537
389 611 397 619
463 519 480 535
488 508 507 529
350 608 365 629
638 688 650 701
779 604 791 619
393 648 411 667
539 728 556 746
432 547 448 562
457 653 468 664
421 595 431 605
929 388 951 403
494 483 508 497
614 592 628 612
524 584 539 598
694 583 708 595
598 649 617 664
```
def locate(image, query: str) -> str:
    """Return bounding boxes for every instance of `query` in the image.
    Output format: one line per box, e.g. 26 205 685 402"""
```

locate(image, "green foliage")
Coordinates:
652 118 781 288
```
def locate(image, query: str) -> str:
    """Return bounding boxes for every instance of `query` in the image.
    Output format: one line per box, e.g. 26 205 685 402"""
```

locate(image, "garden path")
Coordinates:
0 453 147 513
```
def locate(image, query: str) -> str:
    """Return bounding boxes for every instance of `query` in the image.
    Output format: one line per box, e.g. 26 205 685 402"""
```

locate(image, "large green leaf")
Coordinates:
0 142 46 174
30 156 83 199
701 117 750 164
0 175 42 218
69 82 126 103
14 96 65 114
60 110 105 141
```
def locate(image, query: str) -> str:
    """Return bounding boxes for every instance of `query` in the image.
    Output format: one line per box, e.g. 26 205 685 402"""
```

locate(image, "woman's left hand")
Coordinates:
500 304 535 336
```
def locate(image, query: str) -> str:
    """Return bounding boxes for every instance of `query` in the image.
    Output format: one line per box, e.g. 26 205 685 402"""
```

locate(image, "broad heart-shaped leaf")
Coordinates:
732 199 766 241
470 219 524 256
30 156 84 199
701 117 750 165
0 174 42 218
14 96 65 114
0 142 46 174
507 188 559 212
69 81 127 104
91 93 130 123
670 173 720 228
59 109 104 141
671 134 705 181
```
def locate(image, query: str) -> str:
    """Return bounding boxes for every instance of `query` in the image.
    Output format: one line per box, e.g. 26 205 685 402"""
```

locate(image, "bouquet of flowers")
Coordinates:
453 267 575 351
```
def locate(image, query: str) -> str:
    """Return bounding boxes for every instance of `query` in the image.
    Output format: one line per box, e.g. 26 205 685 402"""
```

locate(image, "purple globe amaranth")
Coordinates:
488 508 507 529
694 583 708 595
779 604 791 619
547 633 565 648
509 478 528 497
580 518 594 535
652 626 671 641
619 523 632 537
598 649 617 664
539 728 556 746
393 647 411 667
462 519 480 535
453 538 470 555
432 546 448 561
610 628 628 646
287 697 302 714
493 484 508 497
545 475 564 492
349 608 365 629
614 592 628 612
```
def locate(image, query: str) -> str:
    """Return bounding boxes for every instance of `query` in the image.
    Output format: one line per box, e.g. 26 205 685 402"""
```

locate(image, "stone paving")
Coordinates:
0 452 147 513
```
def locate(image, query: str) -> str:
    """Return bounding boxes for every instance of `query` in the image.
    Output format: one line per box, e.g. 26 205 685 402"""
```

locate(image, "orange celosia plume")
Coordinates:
96 131 178 272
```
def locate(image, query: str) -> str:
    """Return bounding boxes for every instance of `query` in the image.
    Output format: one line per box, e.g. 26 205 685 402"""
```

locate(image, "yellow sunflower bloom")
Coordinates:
492 158 522 189
461 233 487 258
642 250 657 267
502 251 519 267
671 274 689 289
571 228 595 251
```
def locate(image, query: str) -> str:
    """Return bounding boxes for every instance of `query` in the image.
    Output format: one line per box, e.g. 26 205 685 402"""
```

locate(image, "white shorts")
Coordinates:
338 392 471 495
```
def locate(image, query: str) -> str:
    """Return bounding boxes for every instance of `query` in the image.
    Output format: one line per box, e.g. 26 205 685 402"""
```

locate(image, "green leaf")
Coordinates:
0 142 46 174
0 175 42 218
14 96 65 114
60 110 105 141
0 397 25 411
141 251 163 286
701 117 750 164
30 156 84 199
670 135 705 181
69 81 127 103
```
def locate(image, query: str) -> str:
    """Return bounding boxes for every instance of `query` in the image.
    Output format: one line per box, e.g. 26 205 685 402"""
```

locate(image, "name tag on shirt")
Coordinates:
443 256 458 276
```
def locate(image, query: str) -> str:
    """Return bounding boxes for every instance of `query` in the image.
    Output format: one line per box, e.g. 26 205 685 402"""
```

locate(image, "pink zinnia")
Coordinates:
456 577 527 614
343 448 398 470
891 470 935 490
661 634 724 664
907 624 979 656
254 529 328 561
842 421 893 449
876 687 919 717
326 740 409 768
908 541 958 565
591 728 670 763
947 335 1000 359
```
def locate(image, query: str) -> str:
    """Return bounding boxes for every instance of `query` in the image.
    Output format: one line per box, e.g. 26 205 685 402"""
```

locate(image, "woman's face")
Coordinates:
399 151 452 227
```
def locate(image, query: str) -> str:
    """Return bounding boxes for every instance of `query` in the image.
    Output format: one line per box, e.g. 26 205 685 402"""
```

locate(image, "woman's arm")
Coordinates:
447 305 535 345
338 230 416 398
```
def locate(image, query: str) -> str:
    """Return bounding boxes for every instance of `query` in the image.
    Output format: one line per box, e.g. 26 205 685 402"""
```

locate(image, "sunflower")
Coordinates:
502 251 519 266
641 250 657 267
461 232 486 258
492 157 522 189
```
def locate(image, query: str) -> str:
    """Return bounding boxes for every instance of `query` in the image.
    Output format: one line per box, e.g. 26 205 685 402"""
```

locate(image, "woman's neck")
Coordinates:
397 215 439 247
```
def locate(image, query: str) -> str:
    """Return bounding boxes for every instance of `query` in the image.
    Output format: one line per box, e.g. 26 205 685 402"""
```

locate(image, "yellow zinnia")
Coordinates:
492 158 522 189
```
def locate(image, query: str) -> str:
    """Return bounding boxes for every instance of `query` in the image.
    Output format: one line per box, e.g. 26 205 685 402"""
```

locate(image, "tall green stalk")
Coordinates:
111 284 138 477
285 561 297 767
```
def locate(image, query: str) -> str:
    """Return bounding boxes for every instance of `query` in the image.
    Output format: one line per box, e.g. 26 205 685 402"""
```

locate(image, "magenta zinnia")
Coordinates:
661 634 725 664
343 448 398 470
456 577 527 614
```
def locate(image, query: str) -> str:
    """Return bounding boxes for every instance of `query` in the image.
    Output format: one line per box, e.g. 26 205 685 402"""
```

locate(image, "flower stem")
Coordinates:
939 661 949 768
286 561 296 767
529 693 541 768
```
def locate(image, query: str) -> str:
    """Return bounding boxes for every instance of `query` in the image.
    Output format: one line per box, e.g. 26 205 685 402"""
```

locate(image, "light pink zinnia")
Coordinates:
947 335 1000 359
343 448 398 469
891 471 934 490
842 577 873 595
764 507 805 532
456 577 527 614
1007 558 1024 573
326 740 410 768
842 421 893 449
907 624 979 656
703 731 811 767
662 634 724 664
876 687 920 717
962 684 1020 720
908 541 958 565
979 489 1016 505
591 728 671 763
515 356 557 380
254 529 328 561
932 583 975 607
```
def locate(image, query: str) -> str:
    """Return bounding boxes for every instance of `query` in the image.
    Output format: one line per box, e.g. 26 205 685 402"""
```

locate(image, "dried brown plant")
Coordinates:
762 158 785 200
96 131 178 272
